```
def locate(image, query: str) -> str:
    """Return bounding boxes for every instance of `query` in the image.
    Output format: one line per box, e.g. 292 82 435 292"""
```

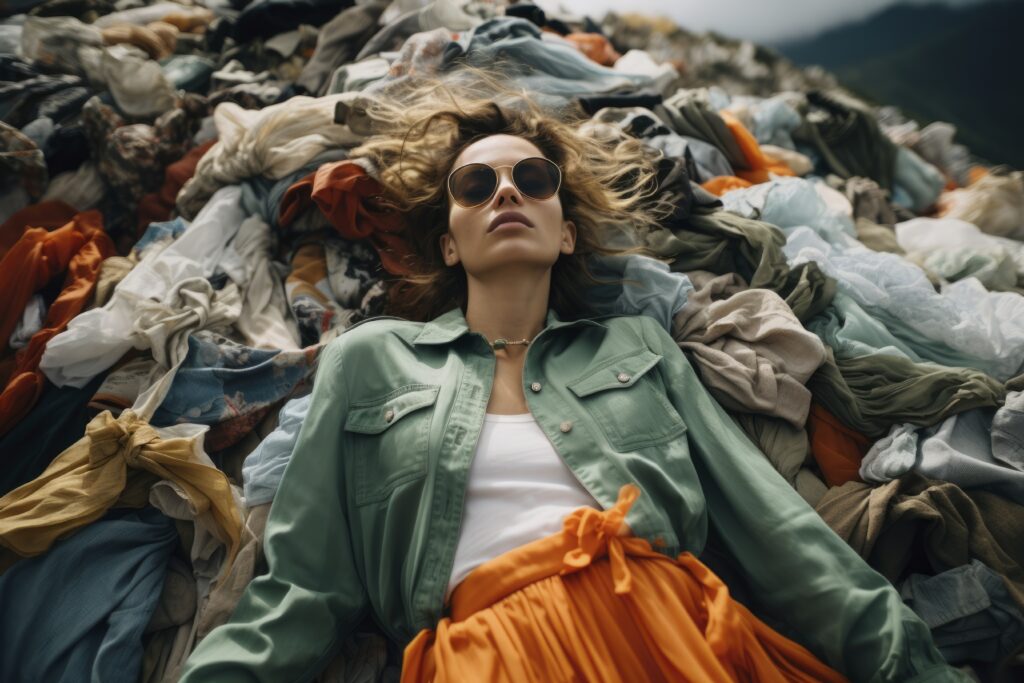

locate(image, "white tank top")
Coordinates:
445 412 601 603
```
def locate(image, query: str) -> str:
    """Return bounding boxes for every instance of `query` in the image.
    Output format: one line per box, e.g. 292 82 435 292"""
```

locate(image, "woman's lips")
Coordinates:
489 221 531 233
488 211 533 232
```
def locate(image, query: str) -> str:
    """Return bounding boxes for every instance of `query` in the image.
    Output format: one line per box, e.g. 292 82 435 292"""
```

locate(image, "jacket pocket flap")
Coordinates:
344 384 440 435
567 348 663 398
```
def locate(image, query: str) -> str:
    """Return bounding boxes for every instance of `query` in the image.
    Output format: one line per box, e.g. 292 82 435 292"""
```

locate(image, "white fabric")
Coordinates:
8 294 46 350
175 93 366 219
40 185 248 389
229 215 300 350
445 412 600 602
41 162 106 211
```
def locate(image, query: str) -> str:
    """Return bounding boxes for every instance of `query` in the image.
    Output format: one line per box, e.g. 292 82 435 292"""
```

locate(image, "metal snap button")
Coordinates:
384 409 395 423
617 372 631 383
559 420 573 433
530 382 542 392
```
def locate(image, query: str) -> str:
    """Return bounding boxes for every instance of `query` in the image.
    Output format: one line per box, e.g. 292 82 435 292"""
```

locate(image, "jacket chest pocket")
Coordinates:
343 383 440 506
566 347 687 452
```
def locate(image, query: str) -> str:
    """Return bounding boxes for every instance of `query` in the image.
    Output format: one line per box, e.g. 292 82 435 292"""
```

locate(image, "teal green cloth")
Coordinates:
180 307 963 683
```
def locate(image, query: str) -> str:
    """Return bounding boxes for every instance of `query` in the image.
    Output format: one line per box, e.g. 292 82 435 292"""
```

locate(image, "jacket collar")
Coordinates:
413 306 607 346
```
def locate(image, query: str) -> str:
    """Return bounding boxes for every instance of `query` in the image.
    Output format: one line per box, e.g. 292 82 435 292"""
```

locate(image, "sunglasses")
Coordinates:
447 157 562 209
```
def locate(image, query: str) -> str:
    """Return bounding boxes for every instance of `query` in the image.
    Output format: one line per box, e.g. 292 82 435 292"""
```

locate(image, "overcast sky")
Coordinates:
555 0 991 44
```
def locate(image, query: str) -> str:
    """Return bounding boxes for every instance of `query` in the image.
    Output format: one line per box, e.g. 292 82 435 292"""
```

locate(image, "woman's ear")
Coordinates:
440 232 460 266
559 220 577 255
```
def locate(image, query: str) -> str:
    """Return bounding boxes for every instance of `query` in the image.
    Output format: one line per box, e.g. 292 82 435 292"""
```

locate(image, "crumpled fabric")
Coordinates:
827 175 901 226
900 560 1024 665
814 472 1024 613
0 211 114 437
0 409 241 573
992 391 1024 471
586 253 693 332
149 331 317 452
892 146 945 213
78 43 177 119
720 175 856 245
19 15 103 75
156 502 271 683
938 171 1024 241
860 408 1024 505
793 89 899 191
806 402 869 487
651 206 836 322
228 215 300 350
41 161 106 212
0 506 177 683
279 160 412 275
896 216 1024 292
670 270 826 427
242 393 310 506
655 88 748 169
137 140 217 235
807 346 1006 440
41 186 247 389
7 294 46 350
175 93 366 220
784 225 1024 381
729 412 828 507
100 22 177 60
296 0 387 95
0 122 48 209
439 17 653 103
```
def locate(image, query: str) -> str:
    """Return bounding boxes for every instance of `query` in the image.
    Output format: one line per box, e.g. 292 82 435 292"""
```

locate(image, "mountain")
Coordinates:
774 1 1022 169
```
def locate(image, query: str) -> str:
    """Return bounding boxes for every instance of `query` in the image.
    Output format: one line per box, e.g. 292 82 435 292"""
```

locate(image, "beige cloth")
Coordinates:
87 255 136 310
157 501 269 682
0 410 242 572
671 271 827 428
176 93 367 219
815 472 1024 612
939 172 1024 240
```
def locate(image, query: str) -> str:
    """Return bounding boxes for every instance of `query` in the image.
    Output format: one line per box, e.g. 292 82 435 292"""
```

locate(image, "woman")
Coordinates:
180 84 964 682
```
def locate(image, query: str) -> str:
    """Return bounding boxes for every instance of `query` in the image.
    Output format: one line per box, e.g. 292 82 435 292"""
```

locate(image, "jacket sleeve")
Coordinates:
179 337 369 683
639 315 967 683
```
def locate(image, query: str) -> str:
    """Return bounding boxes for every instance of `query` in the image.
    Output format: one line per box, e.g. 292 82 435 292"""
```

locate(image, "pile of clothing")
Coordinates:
1 1 1023 681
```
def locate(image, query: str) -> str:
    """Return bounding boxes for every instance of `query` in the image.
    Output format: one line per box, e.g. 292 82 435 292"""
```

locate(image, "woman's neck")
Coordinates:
464 272 550 350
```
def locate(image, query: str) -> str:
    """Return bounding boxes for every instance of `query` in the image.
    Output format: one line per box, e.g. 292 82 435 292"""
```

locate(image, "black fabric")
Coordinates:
0 372 105 497
577 90 664 117
234 0 354 43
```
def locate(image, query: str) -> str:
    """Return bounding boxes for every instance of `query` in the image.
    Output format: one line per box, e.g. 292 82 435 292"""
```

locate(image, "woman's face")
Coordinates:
440 134 576 278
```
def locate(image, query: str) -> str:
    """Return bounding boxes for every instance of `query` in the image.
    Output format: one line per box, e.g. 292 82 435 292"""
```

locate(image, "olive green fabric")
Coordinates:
642 207 836 322
809 349 1006 439
180 307 963 683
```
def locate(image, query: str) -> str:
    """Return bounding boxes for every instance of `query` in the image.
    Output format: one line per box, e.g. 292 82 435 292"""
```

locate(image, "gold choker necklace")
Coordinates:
489 338 530 350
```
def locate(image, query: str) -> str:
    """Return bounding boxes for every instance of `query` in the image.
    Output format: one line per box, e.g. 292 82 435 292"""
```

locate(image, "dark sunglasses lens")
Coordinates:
449 164 496 207
514 158 560 199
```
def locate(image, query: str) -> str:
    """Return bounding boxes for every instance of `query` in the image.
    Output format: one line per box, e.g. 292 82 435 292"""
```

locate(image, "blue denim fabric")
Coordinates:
901 560 1024 663
0 507 176 683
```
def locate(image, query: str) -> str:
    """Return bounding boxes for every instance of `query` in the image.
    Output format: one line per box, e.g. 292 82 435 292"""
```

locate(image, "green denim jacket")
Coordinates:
181 307 965 683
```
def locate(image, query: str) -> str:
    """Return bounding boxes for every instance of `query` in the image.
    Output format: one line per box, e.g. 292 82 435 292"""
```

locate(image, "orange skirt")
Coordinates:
402 485 847 683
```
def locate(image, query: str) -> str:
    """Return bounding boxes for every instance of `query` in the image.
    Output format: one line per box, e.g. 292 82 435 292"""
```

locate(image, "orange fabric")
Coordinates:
137 139 217 234
564 33 622 66
0 200 77 260
967 165 989 187
0 212 114 436
0 212 103 350
701 175 753 196
280 161 414 275
403 485 847 683
720 111 796 185
806 403 869 487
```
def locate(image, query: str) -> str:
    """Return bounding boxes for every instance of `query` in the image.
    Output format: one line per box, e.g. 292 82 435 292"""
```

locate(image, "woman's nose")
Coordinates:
492 169 522 207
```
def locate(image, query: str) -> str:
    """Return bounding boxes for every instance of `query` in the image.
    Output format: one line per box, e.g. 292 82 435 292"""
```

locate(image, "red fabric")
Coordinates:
280 161 414 275
720 111 795 185
564 33 622 66
701 176 753 196
0 211 114 436
136 139 217 234
806 403 869 488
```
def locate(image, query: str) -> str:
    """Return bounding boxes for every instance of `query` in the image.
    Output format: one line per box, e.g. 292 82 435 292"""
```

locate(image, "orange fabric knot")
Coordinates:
86 410 160 467
560 484 641 594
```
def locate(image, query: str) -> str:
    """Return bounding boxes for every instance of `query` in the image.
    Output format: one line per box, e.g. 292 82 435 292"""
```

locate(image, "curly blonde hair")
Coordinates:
351 70 673 322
